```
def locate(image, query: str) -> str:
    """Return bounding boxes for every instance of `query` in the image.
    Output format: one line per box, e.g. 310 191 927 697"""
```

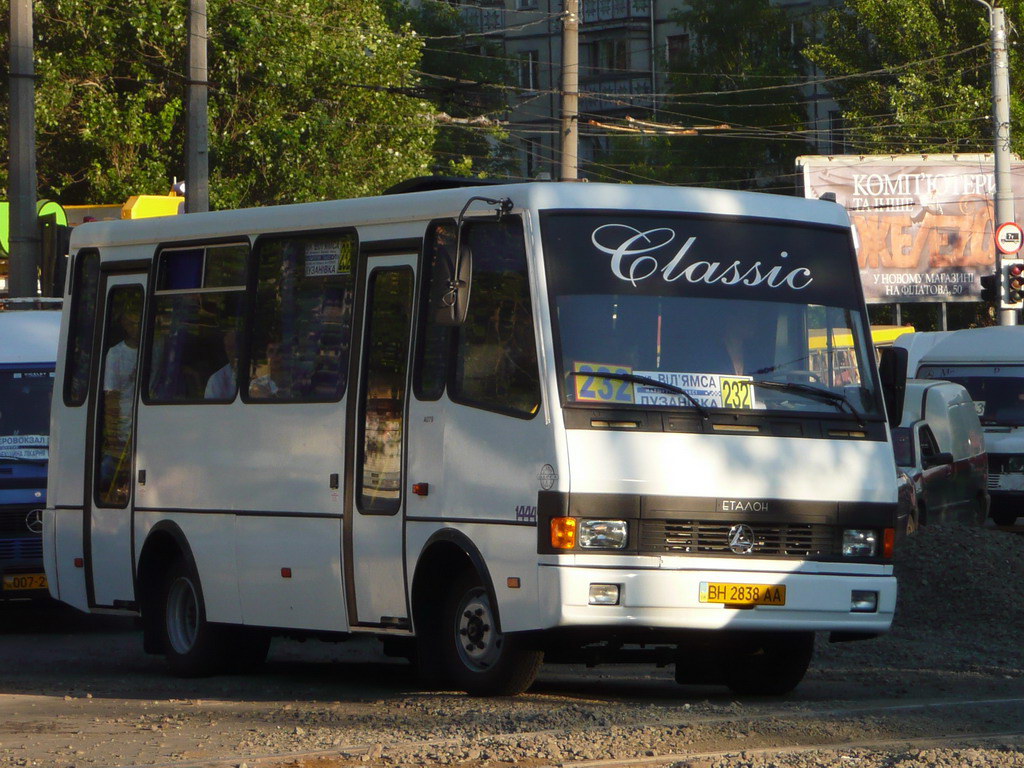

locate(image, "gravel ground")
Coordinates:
1 523 1022 768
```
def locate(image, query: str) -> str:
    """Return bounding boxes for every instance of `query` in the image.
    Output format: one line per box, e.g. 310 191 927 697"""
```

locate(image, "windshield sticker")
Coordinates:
974 401 986 416
632 371 760 410
591 224 813 292
0 434 48 460
573 362 635 403
305 243 341 277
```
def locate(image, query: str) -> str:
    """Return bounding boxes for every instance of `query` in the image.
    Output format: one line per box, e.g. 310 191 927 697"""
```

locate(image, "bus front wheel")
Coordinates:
160 558 229 677
440 571 542 696
723 631 814 696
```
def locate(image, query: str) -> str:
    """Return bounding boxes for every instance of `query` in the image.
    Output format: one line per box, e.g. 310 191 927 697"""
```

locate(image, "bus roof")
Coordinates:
0 309 61 365
68 182 853 253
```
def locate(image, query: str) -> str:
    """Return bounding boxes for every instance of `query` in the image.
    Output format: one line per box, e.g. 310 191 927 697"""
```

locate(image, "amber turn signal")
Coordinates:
883 528 895 559
550 517 577 549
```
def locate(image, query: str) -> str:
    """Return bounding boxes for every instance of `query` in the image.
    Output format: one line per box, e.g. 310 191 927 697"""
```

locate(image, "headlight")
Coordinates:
842 529 878 557
578 519 628 549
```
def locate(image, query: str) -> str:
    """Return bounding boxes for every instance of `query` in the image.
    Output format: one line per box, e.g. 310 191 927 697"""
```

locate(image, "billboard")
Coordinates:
798 154 1024 303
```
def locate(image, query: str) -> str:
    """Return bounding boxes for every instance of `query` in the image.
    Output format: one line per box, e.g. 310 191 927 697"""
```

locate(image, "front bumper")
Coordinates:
537 558 896 634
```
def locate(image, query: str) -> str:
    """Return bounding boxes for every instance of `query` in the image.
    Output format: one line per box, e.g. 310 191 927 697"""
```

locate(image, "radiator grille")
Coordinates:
0 506 39 535
0 537 43 562
639 520 836 557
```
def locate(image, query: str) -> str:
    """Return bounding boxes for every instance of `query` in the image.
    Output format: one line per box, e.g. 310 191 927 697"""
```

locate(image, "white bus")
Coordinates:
43 180 906 696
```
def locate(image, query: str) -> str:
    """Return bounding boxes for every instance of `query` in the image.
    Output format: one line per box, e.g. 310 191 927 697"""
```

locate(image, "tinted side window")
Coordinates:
146 243 248 403
64 250 101 406
414 220 456 401
452 217 540 417
247 232 356 402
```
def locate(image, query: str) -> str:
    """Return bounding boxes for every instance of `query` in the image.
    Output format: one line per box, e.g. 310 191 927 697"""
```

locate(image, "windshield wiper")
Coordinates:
751 380 865 427
568 371 710 420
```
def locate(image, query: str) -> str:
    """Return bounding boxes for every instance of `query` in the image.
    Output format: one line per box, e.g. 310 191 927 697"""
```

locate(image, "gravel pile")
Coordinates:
680 746 1024 768
892 524 1024 637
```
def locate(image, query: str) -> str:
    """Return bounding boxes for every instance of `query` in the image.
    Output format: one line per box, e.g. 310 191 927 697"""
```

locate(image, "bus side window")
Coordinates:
246 231 355 403
414 220 456 401
451 216 541 418
146 243 249 403
63 250 101 407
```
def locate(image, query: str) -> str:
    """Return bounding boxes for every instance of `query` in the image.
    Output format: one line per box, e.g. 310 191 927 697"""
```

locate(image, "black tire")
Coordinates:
439 570 542 696
160 558 229 677
226 628 271 674
991 507 1019 526
723 632 814 696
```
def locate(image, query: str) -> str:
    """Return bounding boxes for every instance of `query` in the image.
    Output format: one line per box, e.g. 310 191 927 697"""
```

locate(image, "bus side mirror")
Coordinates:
433 242 472 327
878 346 908 428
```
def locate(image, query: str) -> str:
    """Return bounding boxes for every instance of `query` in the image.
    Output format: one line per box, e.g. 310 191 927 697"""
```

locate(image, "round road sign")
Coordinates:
996 221 1024 254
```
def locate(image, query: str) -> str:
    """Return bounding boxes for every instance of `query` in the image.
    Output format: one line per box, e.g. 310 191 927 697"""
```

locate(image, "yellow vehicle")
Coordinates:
809 325 915 386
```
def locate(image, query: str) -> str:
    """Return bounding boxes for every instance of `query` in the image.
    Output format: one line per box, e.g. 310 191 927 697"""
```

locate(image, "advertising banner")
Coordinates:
799 154 1024 303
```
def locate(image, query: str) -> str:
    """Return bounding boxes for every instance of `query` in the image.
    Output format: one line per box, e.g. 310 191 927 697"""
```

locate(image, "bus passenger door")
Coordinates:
86 271 146 609
346 256 415 627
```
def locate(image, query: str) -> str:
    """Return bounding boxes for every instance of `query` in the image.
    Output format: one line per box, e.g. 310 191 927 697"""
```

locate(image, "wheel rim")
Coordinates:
166 575 199 655
455 586 502 672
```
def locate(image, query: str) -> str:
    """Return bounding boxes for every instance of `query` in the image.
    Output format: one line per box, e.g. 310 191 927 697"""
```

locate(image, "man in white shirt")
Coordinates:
205 329 238 399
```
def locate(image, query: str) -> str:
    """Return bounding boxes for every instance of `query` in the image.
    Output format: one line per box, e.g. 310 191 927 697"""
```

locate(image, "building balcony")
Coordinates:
459 4 506 34
583 0 651 24
580 76 654 113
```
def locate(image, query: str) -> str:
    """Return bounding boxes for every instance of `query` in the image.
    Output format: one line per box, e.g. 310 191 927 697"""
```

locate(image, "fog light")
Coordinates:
589 583 620 605
842 529 878 557
851 590 878 612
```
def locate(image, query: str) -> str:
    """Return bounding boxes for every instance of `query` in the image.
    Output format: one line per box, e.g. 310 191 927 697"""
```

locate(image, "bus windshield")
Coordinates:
541 211 883 419
917 365 1024 427
0 368 55 460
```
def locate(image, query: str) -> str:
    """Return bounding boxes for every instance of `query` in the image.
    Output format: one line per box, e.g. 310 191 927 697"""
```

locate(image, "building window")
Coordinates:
516 0 537 9
518 50 540 91
523 137 543 178
592 39 629 73
829 110 846 156
666 34 689 65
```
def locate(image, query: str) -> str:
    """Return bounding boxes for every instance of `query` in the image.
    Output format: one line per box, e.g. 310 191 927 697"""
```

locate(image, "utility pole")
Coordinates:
8 0 39 298
559 0 579 181
185 0 210 213
977 1 1016 325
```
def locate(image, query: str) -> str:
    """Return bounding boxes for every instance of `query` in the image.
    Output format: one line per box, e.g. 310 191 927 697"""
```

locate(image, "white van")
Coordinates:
897 326 1024 526
891 380 988 528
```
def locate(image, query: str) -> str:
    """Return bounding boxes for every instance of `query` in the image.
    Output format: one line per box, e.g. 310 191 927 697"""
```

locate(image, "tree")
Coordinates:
381 0 516 178
598 0 813 190
0 0 435 208
803 0 1024 156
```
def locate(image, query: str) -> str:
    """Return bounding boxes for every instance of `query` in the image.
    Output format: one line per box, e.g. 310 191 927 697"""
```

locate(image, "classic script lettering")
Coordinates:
591 224 813 291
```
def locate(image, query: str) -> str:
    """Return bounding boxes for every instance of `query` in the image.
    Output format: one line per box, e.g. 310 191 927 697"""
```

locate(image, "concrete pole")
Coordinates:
185 0 210 213
559 0 579 181
989 6 1016 325
8 0 40 298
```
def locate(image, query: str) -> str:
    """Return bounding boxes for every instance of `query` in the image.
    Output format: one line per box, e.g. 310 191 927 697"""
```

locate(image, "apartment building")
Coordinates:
457 0 841 180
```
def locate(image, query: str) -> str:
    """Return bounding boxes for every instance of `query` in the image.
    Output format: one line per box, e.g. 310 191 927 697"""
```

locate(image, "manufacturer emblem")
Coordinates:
727 523 756 554
25 509 43 535
538 464 558 491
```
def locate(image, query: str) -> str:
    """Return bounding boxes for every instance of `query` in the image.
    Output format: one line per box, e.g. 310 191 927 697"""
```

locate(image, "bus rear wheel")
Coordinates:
440 571 542 696
723 631 814 696
161 559 229 677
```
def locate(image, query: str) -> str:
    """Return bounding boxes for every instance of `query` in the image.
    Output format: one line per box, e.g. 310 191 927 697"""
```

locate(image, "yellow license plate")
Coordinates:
2 573 48 591
699 582 785 606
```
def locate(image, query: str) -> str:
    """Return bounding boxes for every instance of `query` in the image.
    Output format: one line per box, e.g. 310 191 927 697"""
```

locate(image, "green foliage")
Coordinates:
803 0 1024 155
381 0 516 178
0 0 435 207
600 0 813 190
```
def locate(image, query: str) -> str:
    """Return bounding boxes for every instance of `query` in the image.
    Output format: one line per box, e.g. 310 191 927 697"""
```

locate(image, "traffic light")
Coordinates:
1004 259 1024 309
980 272 999 304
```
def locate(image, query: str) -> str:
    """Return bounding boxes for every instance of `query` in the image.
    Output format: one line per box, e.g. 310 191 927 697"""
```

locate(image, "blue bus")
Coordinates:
1 301 61 600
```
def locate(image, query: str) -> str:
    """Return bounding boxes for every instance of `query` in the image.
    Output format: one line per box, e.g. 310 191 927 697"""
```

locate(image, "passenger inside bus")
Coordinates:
204 329 238 399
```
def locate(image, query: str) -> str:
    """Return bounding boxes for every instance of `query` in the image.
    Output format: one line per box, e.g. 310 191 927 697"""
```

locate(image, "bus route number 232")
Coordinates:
574 363 634 403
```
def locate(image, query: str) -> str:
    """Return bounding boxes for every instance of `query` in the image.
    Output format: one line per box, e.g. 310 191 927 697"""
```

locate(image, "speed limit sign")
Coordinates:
996 222 1024 254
